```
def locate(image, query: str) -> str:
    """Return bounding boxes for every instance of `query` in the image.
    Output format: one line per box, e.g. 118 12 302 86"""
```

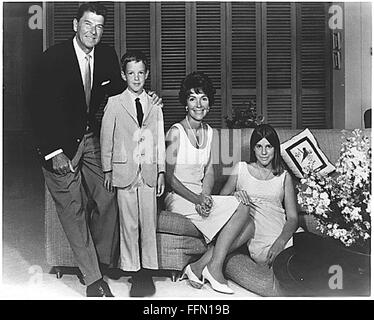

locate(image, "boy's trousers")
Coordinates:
117 179 158 271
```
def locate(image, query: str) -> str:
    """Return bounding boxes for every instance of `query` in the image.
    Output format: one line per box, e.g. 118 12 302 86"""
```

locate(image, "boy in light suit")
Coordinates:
100 50 165 297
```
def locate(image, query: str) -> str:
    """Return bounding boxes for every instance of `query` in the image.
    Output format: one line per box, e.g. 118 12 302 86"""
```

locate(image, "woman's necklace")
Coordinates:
255 162 273 180
185 116 205 148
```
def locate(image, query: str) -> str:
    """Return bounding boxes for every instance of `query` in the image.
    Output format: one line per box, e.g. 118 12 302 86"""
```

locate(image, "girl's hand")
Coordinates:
266 238 286 267
234 190 251 206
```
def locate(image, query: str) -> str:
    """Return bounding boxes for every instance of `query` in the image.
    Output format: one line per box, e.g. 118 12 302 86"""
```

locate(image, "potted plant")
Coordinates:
295 129 371 295
225 100 264 129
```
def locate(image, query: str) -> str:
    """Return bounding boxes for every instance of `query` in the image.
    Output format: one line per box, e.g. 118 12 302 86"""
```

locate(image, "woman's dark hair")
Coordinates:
178 72 216 107
120 50 149 73
249 124 284 176
76 2 107 22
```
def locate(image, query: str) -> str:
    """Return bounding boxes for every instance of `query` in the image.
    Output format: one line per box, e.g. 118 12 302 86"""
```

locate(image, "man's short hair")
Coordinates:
76 2 107 22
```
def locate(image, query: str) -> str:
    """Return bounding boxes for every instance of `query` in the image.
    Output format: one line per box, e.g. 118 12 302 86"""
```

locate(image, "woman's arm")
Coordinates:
201 127 215 195
220 163 251 205
266 171 299 266
219 163 239 195
165 126 205 205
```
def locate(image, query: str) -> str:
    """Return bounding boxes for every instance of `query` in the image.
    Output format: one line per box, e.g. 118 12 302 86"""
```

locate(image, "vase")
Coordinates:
289 232 371 296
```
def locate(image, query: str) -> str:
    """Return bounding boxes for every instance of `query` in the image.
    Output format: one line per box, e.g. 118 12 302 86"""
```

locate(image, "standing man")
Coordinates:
31 2 161 297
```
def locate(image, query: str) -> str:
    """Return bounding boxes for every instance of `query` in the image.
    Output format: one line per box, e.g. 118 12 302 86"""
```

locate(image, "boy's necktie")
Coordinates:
84 54 91 111
135 98 143 126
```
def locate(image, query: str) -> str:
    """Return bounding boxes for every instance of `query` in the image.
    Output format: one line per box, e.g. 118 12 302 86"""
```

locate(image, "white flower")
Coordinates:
296 129 371 247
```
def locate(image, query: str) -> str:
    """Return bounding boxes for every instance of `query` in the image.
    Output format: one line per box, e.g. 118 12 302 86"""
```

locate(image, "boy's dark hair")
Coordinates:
120 50 149 73
249 123 285 176
76 2 107 22
179 72 216 107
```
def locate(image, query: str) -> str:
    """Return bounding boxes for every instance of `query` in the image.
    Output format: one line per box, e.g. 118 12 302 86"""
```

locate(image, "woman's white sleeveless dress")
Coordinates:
164 123 240 243
236 161 292 264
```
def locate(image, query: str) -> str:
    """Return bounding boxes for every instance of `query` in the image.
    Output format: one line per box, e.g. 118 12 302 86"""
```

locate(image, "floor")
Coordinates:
1 132 259 299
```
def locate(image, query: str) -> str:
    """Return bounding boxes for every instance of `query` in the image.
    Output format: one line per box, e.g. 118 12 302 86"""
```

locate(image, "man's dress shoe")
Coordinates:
86 279 114 297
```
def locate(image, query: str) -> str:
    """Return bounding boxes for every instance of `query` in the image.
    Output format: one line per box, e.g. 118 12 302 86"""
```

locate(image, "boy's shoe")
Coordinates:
129 270 155 297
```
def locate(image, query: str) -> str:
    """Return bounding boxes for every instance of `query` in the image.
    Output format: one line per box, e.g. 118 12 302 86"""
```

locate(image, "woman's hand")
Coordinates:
195 193 213 217
266 238 286 267
233 190 251 206
195 203 211 217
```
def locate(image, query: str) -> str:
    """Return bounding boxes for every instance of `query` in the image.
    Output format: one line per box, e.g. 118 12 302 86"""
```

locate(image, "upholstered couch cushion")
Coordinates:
157 210 203 238
225 250 279 297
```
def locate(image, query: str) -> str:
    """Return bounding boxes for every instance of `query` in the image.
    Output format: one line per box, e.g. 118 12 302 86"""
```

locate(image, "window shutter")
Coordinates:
195 2 224 128
159 2 188 130
298 2 331 128
48 2 79 46
100 2 115 47
262 2 296 128
122 2 151 90
46 2 333 130
229 2 259 122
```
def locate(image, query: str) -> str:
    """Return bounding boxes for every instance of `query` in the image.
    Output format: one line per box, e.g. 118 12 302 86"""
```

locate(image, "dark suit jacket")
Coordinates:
31 38 125 171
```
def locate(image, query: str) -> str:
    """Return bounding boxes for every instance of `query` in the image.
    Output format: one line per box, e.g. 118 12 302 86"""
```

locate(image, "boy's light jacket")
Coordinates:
100 90 166 188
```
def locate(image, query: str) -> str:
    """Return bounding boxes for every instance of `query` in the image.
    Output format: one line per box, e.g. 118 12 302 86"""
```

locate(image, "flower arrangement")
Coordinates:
225 100 264 128
297 129 371 249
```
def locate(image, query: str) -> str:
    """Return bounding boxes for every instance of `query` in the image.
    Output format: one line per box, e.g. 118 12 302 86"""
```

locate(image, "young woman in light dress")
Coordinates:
164 72 254 294
220 124 299 266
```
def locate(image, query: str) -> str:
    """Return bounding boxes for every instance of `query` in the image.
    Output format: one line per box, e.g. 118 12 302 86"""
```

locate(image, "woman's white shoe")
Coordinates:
179 264 204 289
201 266 234 294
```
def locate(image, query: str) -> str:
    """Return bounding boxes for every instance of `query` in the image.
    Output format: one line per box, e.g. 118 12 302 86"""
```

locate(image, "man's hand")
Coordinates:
104 171 114 193
52 153 74 175
148 91 163 107
156 172 165 197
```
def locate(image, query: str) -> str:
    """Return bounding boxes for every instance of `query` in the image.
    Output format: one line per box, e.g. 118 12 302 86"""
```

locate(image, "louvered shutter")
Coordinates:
100 2 115 47
195 2 224 128
229 2 259 122
47 2 79 47
298 2 332 128
262 2 296 128
159 2 187 130
122 2 152 90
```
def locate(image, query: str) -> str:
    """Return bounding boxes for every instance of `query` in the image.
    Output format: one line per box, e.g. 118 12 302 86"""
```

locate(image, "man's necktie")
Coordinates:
135 98 144 126
84 54 92 110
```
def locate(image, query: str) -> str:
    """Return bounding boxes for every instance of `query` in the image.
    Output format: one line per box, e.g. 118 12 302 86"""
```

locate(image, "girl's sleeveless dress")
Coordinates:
236 161 292 264
164 123 240 243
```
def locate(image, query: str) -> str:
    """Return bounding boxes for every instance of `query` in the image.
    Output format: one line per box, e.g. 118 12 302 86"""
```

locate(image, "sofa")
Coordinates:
155 127 371 296
45 127 370 296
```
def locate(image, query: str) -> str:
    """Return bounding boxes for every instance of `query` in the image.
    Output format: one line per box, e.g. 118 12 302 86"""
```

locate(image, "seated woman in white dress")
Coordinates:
164 72 254 294
220 124 299 266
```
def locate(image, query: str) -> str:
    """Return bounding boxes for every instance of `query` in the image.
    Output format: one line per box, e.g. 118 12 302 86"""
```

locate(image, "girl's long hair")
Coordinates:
249 124 285 176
